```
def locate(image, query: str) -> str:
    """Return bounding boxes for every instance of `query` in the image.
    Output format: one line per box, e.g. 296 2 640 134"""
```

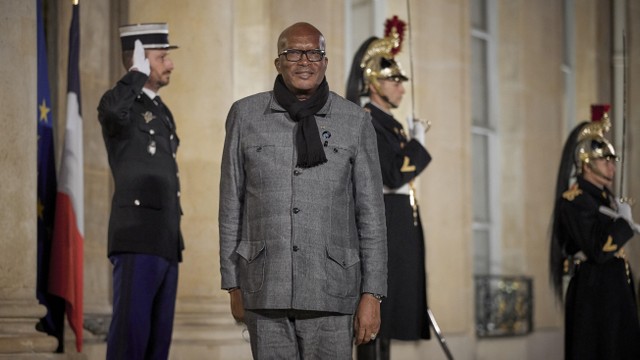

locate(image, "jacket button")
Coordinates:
173 153 176 159
149 129 155 135
293 208 300 214
134 199 140 206
170 134 174 140
177 191 181 197
333 148 338 153
293 246 299 252
293 169 301 176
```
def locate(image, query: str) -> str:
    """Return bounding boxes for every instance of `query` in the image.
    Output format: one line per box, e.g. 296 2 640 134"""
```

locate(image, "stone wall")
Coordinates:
1 0 637 358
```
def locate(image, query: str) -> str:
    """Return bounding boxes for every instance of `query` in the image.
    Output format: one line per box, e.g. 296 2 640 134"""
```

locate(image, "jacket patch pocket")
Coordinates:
325 245 360 298
236 241 266 293
115 189 162 210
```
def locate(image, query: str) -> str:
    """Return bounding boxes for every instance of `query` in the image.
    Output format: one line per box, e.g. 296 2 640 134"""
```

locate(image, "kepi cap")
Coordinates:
119 23 178 51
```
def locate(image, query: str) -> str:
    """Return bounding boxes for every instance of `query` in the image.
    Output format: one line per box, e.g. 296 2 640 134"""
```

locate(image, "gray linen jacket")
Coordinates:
219 90 387 314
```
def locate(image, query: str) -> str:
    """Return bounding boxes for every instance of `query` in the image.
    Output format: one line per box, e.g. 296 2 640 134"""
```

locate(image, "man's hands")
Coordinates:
129 39 150 76
353 293 381 345
229 288 245 323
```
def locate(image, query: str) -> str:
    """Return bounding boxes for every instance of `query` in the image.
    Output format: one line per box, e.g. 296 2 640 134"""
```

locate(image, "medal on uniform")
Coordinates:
143 111 156 123
147 139 156 155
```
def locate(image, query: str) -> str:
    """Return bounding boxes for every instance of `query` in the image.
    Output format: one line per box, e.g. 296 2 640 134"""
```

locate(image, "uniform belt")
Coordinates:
564 251 587 276
383 184 410 195
565 250 630 283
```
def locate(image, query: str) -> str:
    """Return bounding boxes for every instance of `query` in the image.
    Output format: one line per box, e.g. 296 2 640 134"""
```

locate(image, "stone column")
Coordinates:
0 1 59 357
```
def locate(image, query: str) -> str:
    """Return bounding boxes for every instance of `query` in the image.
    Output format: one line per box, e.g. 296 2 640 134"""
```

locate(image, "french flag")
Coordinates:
49 1 84 352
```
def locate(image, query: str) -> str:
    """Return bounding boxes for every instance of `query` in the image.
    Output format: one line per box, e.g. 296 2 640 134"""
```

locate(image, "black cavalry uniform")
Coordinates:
366 103 432 340
97 71 184 262
558 176 640 359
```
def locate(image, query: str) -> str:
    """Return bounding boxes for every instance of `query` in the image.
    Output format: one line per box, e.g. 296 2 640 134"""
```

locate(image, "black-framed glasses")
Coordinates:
278 49 326 62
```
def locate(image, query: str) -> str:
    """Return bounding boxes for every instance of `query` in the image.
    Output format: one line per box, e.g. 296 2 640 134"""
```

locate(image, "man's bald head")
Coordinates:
277 22 326 53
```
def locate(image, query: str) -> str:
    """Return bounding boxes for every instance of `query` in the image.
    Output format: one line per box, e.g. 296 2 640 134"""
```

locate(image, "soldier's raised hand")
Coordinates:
130 39 150 76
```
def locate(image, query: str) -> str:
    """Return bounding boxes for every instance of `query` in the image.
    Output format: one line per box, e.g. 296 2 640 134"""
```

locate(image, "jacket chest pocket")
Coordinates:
319 145 354 182
244 144 291 185
136 121 165 156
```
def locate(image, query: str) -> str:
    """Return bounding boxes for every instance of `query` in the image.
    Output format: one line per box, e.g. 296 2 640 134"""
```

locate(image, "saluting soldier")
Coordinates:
549 104 640 359
346 16 432 360
97 23 183 360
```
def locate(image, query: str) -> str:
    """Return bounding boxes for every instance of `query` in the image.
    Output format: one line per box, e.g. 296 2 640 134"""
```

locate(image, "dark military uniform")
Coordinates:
365 103 431 340
98 70 184 359
558 176 640 359
98 71 183 262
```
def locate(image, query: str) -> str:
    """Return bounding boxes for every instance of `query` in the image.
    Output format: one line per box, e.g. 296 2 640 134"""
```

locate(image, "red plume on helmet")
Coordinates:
591 104 611 122
384 16 406 55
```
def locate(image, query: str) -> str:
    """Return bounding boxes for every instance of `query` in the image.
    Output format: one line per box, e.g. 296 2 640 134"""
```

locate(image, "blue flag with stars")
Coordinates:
36 0 65 352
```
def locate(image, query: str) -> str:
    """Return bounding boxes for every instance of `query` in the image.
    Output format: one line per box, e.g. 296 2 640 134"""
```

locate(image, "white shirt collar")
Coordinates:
142 87 158 100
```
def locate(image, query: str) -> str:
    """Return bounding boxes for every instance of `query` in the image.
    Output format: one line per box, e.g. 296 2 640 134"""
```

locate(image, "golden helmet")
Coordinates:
346 16 408 104
574 104 618 173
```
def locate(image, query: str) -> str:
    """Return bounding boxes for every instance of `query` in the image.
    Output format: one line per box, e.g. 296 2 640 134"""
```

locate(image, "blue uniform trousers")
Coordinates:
107 253 178 360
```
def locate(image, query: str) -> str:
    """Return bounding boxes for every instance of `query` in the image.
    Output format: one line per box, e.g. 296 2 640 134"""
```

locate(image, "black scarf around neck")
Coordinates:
273 74 329 168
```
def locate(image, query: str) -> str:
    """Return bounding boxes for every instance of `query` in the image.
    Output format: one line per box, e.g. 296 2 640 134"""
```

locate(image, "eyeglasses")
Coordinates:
278 49 326 62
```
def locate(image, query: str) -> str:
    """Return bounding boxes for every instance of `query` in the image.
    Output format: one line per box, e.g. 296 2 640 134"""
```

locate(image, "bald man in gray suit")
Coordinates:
218 22 387 359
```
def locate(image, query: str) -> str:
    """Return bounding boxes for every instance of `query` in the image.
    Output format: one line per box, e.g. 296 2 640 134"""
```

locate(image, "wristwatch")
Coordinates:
365 292 384 303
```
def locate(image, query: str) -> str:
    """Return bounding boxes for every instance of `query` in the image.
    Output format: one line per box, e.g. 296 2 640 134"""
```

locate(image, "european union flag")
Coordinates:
36 0 65 352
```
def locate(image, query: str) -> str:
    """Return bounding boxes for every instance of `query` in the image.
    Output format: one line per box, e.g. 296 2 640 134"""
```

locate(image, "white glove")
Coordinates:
408 116 426 146
600 203 640 234
617 199 634 224
129 39 150 76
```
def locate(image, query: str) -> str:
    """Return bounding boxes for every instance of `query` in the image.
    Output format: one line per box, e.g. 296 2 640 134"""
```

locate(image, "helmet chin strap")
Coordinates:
587 161 613 181
380 94 399 109
371 80 399 109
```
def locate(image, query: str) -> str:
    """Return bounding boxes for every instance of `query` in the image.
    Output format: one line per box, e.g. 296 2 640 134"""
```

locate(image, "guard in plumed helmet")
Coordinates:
347 16 432 360
549 104 640 359
98 22 183 360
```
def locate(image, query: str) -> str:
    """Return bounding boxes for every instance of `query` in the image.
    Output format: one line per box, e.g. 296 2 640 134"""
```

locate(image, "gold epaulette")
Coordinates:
562 184 582 201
